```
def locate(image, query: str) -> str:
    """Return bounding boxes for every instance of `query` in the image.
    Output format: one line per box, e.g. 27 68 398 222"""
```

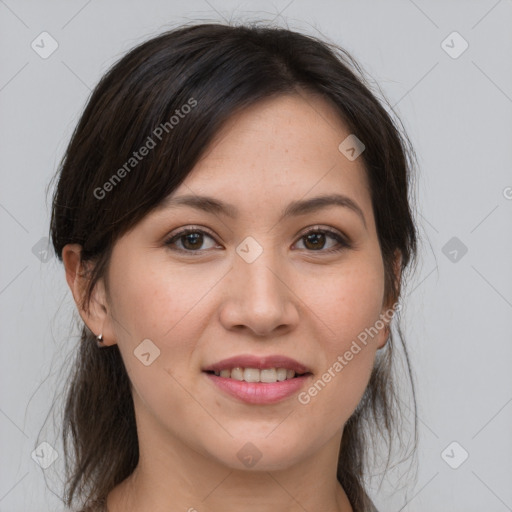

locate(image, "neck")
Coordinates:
108 464 353 512
106 410 354 512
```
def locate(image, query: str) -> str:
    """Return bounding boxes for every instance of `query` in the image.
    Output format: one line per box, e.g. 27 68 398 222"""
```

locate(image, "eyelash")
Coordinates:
164 226 351 255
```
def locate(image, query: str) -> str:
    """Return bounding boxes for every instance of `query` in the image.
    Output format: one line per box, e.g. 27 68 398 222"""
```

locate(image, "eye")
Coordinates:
164 227 219 254
294 226 351 253
165 225 351 255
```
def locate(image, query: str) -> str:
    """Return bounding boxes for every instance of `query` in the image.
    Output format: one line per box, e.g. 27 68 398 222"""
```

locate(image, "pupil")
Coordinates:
305 232 324 250
184 233 202 250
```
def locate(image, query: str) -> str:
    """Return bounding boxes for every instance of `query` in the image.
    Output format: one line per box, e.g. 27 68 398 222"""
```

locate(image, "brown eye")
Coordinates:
164 226 351 255
180 232 204 250
296 228 350 253
165 228 218 253
303 232 326 250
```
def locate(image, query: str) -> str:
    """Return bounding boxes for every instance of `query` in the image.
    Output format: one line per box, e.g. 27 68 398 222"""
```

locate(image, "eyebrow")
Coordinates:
156 193 367 228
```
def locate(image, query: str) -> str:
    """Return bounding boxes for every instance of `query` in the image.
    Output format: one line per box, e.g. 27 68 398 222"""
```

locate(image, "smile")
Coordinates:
206 367 306 383
203 370 313 404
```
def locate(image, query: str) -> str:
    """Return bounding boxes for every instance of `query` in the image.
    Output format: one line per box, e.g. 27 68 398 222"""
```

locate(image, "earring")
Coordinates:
96 333 106 348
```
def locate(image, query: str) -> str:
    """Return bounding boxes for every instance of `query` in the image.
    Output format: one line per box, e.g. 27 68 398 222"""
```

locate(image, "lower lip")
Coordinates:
204 372 312 404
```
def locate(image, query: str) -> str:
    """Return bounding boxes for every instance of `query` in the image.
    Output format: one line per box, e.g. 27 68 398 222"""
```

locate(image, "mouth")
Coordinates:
202 354 312 380
203 367 311 383
202 354 313 404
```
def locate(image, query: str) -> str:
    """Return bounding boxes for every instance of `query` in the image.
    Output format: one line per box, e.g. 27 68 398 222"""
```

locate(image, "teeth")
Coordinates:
276 368 287 381
244 368 260 382
231 367 244 381
212 367 301 382
260 368 277 383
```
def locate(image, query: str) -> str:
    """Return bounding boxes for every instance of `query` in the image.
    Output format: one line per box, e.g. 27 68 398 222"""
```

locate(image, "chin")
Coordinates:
202 432 307 471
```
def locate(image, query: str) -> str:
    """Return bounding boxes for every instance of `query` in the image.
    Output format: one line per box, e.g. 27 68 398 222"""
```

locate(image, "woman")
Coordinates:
48 21 419 512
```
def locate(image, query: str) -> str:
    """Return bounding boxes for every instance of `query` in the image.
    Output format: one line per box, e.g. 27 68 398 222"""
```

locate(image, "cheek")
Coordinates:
295 260 384 415
108 250 212 340
107 260 204 422
106 254 216 392
302 260 385 350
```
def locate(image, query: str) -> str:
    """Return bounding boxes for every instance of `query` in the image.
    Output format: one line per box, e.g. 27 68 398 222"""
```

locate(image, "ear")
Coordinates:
376 249 402 350
62 243 117 347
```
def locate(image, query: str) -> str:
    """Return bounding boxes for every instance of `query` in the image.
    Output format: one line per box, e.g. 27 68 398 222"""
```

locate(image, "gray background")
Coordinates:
1 1 511 511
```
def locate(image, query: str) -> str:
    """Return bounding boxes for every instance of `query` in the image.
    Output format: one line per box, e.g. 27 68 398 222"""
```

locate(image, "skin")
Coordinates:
63 92 400 512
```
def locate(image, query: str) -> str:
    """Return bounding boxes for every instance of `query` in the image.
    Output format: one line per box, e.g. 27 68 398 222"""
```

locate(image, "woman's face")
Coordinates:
86 93 395 471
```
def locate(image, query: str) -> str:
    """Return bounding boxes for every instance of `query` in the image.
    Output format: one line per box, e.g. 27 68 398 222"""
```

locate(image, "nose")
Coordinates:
218 245 300 337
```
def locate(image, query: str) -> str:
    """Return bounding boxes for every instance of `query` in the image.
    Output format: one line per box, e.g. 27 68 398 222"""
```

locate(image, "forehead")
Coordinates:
200 92 354 162
185 94 369 195
152 93 374 229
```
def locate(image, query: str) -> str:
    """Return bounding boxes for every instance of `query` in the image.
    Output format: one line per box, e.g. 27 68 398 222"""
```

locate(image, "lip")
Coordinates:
202 354 312 374
205 373 312 404
202 354 313 405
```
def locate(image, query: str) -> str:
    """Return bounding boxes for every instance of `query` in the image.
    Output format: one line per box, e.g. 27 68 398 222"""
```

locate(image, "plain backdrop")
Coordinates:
1 1 511 511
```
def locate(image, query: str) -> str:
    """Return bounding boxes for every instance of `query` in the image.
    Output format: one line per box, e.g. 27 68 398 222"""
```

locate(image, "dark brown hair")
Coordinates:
48 21 419 512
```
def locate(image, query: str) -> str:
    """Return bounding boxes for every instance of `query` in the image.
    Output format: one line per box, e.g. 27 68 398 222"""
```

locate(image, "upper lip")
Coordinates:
202 354 312 374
